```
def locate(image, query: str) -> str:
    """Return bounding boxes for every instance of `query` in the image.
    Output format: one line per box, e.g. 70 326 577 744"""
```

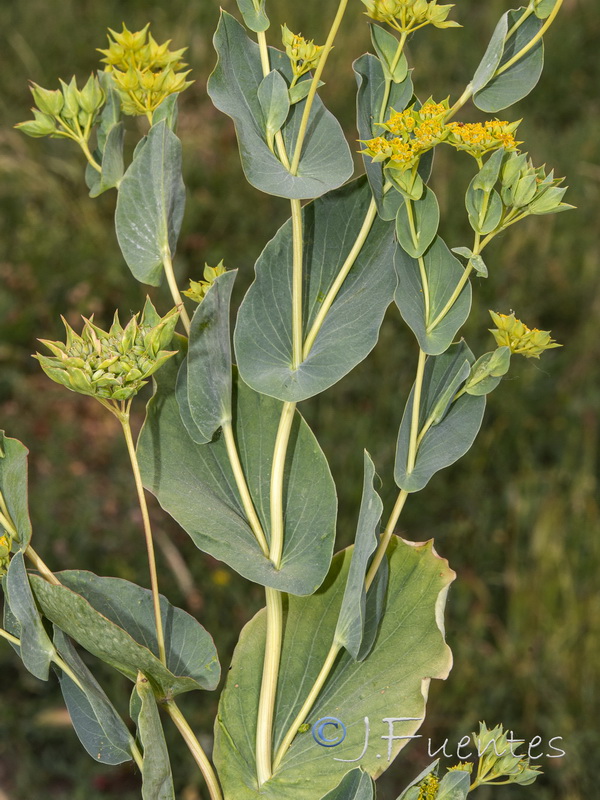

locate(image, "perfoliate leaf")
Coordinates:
395 187 440 259
394 342 486 492
235 0 270 32
139 348 337 595
474 10 544 112
31 571 220 697
5 552 55 680
207 12 353 199
234 178 397 401
214 537 454 800
394 237 472 355
0 432 32 549
115 120 185 286
53 627 134 765
136 675 176 800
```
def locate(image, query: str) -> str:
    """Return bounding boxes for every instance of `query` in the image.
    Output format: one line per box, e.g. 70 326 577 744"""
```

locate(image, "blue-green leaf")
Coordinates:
5 552 55 680
437 770 471 800
394 237 472 355
234 178 397 402
258 70 291 149
471 13 509 93
207 12 353 199
53 627 134 765
236 0 270 32
176 270 236 444
394 342 486 492
395 188 440 259
370 25 409 84
115 120 186 286
333 452 385 661
31 571 220 697
474 10 544 112
0 432 32 549
322 769 375 800
139 351 337 595
136 674 176 800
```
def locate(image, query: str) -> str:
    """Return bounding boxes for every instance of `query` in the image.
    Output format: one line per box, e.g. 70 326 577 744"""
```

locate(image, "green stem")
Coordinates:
506 4 535 40
290 0 349 175
256 587 284 783
406 349 427 476
120 414 167 666
268 401 295 570
256 31 292 170
302 198 378 359
25 545 61 586
496 0 563 76
291 199 304 370
77 133 102 173
166 701 223 800
377 33 408 122
446 83 474 122
426 230 484 333
273 642 341 769
222 421 269 555
162 249 191 335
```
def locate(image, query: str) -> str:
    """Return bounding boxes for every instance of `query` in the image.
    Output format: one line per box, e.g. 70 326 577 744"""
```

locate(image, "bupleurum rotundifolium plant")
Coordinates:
2 1 569 798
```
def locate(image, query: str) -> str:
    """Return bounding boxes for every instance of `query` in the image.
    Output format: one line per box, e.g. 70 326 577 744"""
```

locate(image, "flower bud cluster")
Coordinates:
500 152 571 215
281 25 324 81
98 23 192 116
16 76 105 140
361 0 459 33
473 723 542 786
184 261 228 304
34 303 179 402
489 311 561 359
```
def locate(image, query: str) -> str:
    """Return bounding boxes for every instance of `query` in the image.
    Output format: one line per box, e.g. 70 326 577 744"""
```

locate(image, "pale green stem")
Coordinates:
446 83 474 122
255 400 295 783
0 627 86 694
0 627 22 647
377 33 408 122
406 349 427 476
418 256 431 326
222 421 269 555
162 249 191 335
506 4 535 40
131 741 144 773
303 199 378 359
25 545 61 586
0 510 16 538
121 415 167 666
166 701 223 800
291 199 304 370
71 117 102 173
290 0 349 175
426 230 483 333
256 587 284 783
273 642 341 769
496 0 563 76
268 401 296 569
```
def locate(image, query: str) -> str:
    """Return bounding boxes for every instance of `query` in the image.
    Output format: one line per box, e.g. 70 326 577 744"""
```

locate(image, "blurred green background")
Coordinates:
0 0 598 798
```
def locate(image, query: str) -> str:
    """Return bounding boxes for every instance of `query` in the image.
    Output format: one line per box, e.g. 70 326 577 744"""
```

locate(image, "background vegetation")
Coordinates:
0 0 597 798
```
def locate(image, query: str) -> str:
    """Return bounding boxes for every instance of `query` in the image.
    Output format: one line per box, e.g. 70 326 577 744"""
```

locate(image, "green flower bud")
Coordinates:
60 77 82 119
30 83 65 116
0 533 11 577
183 261 228 304
15 110 58 138
512 172 538 207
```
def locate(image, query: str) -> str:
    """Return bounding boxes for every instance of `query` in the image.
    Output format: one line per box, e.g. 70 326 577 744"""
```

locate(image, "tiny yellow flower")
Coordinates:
0 533 11 576
360 0 459 33
489 311 561 359
447 762 473 773
416 773 440 800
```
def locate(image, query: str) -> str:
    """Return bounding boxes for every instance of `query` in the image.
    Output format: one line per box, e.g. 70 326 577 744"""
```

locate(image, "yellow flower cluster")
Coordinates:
281 25 324 81
361 100 449 171
447 119 521 159
98 24 192 117
489 311 561 359
416 773 440 800
361 0 459 33
0 533 11 578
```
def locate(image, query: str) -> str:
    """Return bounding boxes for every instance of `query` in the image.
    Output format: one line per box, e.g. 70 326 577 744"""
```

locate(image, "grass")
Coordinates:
0 0 598 797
